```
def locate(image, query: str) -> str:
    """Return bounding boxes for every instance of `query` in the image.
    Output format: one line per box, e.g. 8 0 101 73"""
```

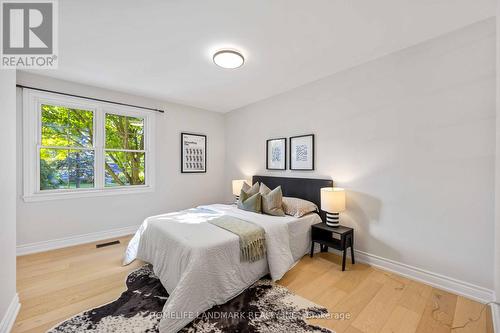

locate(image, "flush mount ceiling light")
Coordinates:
213 49 244 69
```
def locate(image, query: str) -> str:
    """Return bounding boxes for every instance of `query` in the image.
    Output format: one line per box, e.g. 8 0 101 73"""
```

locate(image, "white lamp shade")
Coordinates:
320 187 346 213
232 179 247 196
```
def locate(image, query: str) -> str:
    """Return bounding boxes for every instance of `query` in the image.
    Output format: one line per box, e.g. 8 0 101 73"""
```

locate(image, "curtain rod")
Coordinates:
16 84 165 114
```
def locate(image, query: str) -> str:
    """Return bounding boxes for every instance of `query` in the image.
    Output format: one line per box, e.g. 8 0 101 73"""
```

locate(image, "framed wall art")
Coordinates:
266 137 287 170
181 133 206 173
290 134 314 171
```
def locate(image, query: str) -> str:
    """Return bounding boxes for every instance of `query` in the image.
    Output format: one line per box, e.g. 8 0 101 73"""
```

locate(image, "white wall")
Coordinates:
495 0 500 313
225 19 496 290
16 72 226 247
0 70 18 329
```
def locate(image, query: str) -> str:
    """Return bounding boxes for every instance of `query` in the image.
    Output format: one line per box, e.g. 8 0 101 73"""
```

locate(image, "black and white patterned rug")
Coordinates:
48 265 333 333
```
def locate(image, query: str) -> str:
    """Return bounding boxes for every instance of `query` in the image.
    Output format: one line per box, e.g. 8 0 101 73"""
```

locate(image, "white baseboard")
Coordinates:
492 302 500 333
16 225 139 256
0 294 20 333
352 249 494 304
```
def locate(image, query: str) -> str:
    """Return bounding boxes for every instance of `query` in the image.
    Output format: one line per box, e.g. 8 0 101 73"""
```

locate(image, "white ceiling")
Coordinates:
32 0 495 112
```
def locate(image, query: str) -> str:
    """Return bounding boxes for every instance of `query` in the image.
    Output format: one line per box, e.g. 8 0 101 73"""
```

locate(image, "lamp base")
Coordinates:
325 212 340 227
234 195 240 205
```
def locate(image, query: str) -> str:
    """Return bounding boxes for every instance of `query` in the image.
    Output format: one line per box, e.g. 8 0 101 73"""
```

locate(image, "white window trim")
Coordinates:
22 88 156 202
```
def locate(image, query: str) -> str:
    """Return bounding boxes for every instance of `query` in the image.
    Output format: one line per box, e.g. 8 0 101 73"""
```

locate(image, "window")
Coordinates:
40 104 95 190
23 89 155 201
104 114 145 187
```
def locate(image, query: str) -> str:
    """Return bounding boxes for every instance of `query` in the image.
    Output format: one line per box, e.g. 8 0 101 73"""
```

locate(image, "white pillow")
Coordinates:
282 197 318 217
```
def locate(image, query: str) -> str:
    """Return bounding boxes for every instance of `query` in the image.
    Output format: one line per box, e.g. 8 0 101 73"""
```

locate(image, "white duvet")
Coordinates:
123 204 320 333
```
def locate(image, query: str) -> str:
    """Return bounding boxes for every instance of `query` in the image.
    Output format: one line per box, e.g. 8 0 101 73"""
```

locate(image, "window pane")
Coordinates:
105 114 144 150
105 151 145 186
41 105 69 147
40 148 94 190
68 109 93 147
41 104 93 148
40 148 69 190
68 150 94 189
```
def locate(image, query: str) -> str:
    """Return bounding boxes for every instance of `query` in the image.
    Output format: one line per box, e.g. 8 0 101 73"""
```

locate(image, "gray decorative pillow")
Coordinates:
241 182 260 197
260 183 285 216
282 197 318 217
237 191 262 213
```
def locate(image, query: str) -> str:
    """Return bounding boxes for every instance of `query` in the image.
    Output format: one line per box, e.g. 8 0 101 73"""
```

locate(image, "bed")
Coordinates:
123 175 333 333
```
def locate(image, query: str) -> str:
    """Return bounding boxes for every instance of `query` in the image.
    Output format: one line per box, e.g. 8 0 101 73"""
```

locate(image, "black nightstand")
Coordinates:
310 223 355 271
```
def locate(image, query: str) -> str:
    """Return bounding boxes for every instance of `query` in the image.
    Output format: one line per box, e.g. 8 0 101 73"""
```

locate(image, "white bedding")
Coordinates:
123 204 321 333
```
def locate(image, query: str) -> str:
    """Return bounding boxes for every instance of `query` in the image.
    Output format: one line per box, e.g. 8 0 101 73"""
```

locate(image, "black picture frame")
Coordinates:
266 138 287 170
289 134 315 171
181 132 207 173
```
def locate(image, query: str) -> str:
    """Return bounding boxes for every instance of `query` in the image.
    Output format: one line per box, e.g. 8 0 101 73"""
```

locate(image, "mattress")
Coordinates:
123 204 321 332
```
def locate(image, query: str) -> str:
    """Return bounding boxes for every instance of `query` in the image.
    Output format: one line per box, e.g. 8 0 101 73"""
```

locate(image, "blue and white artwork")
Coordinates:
267 138 286 170
290 134 314 170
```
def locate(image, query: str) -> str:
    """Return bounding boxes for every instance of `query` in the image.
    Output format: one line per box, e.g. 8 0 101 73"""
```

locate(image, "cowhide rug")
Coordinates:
48 265 333 333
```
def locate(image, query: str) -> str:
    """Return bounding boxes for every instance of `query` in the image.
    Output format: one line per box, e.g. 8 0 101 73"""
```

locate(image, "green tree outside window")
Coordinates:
40 104 94 190
104 114 145 186
39 104 146 190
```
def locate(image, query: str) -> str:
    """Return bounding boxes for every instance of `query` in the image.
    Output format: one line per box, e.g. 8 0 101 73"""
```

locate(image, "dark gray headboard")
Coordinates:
252 175 333 221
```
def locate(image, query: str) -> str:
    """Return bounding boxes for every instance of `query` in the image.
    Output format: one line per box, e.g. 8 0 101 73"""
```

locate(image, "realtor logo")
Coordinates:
1 0 58 68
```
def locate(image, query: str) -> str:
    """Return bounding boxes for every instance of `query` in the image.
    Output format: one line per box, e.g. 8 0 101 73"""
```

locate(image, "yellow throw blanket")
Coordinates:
209 215 266 262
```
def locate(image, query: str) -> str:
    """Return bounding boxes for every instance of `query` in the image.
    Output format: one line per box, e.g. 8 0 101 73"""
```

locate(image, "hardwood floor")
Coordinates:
280 254 494 333
13 235 493 333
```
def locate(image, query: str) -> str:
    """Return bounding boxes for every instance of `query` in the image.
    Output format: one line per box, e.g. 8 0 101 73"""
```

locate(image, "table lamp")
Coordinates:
232 179 247 203
320 187 346 227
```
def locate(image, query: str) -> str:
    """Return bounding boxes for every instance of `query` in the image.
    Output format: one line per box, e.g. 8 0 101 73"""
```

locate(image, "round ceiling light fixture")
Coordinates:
213 49 244 69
